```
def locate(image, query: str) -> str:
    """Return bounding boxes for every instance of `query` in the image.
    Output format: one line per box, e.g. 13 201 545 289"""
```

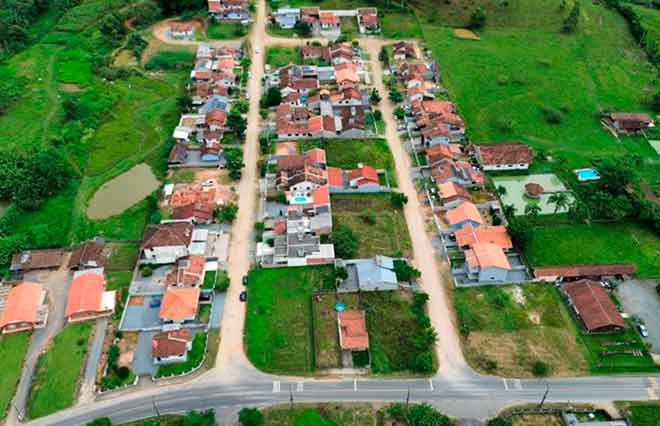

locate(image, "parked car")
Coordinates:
242 275 248 286
239 291 247 302
638 323 649 338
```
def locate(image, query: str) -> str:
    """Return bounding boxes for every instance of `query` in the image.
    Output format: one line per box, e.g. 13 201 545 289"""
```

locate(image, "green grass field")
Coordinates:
265 46 301 68
331 194 412 258
27 322 92 419
618 402 660 426
207 21 247 39
245 266 334 374
527 223 660 277
453 284 588 377
381 12 422 39
0 333 31 420
419 0 656 170
299 139 397 187
263 403 375 426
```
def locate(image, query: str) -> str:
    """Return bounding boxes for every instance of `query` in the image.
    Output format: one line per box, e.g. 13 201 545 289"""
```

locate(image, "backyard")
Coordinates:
492 173 573 215
0 333 31 420
27 322 92 419
453 283 588 377
419 0 657 170
207 21 247 39
526 223 660 277
331 194 412 258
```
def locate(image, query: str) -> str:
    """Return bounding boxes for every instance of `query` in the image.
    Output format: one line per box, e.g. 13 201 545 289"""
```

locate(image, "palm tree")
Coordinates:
502 204 516 219
525 202 541 219
548 192 569 214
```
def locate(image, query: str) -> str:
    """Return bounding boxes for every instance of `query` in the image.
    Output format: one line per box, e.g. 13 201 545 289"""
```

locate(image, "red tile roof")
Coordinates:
0 282 44 329
563 279 625 332
152 328 192 358
327 167 344 187
65 271 105 318
533 263 637 278
172 201 215 223
338 310 369 350
159 287 200 321
319 11 340 25
446 202 483 227
348 165 378 186
312 185 330 206
477 142 532 166
465 242 511 270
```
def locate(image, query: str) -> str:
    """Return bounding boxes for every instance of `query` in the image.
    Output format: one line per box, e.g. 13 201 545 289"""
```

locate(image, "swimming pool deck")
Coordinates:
492 173 573 215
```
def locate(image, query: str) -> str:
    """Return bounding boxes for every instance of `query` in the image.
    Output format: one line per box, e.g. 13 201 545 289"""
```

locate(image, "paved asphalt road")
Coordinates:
15 2 660 425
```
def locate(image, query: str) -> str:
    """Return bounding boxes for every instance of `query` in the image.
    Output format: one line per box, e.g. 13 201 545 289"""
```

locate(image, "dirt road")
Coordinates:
362 37 468 377
212 0 266 381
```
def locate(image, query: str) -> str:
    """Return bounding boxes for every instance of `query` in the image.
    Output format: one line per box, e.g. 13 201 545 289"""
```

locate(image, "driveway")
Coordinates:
79 317 109 403
618 279 660 352
119 296 163 331
133 331 158 377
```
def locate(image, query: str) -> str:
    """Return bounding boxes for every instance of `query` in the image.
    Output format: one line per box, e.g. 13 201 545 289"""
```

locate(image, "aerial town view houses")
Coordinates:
0 0 659 425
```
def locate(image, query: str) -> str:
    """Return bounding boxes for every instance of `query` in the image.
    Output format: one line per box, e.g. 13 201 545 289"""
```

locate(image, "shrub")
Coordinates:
390 192 408 208
141 265 153 277
216 203 239 223
88 417 113 426
469 6 486 30
562 1 580 34
393 260 421 282
532 360 549 376
394 106 405 120
542 106 562 124
360 208 377 224
331 225 359 259
116 366 130 380
488 418 513 426
215 270 230 292
238 408 263 426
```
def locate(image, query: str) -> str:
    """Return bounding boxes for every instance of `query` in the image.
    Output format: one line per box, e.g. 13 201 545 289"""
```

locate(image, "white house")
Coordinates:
141 223 193 264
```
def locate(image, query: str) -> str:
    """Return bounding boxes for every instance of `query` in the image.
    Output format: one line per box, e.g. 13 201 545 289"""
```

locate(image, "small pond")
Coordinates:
86 163 160 220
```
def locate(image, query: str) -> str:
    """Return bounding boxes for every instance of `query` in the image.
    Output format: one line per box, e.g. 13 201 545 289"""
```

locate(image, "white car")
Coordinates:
255 48 260 54
638 324 649 338
201 179 216 188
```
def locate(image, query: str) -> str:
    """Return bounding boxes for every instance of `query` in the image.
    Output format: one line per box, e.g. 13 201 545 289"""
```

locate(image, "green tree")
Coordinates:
507 216 532 250
393 106 405 120
370 88 381 104
261 86 282 108
561 0 580 34
524 202 541 220
390 192 408 208
393 260 421 282
488 418 513 426
183 409 216 426
176 93 193 113
227 109 247 137
548 192 569 214
99 13 126 41
216 203 239 223
87 417 113 426
389 86 403 103
224 148 244 180
238 407 263 426
469 6 486 30
532 360 549 376
332 225 359 259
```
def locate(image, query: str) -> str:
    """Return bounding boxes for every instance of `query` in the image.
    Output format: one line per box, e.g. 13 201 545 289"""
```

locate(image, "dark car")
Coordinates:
239 291 247 302
242 275 249 286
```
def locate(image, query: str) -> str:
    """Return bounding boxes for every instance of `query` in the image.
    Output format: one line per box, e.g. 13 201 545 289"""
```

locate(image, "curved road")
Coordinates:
18 2 659 425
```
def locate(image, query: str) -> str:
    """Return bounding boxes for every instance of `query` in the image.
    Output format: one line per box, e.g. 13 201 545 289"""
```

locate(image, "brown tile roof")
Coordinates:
477 142 532 166
11 249 64 272
168 143 188 164
164 255 206 287
172 201 215 223
152 328 192 358
141 223 193 250
533 263 636 278
338 310 369 350
563 279 625 332
454 224 512 250
159 287 200 321
68 238 106 269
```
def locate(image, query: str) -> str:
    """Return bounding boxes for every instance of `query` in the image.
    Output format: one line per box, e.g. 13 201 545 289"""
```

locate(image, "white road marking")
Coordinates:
429 379 434 391
513 379 522 390
296 382 303 392
354 379 357 391
272 381 280 393
502 379 508 390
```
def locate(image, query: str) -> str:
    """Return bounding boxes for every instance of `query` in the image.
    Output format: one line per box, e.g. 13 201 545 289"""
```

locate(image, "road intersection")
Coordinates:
16 2 659 425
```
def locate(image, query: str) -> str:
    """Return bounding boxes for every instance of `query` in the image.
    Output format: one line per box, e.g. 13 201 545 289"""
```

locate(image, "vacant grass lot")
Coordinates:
618 401 660 426
245 266 335 374
527 223 660 277
331 194 412 258
510 413 563 426
207 21 247 39
453 284 588 377
312 292 342 369
299 139 397 187
263 403 375 426
0 333 31 420
265 46 300 68
420 1 656 170
27 322 92 419
381 12 422 39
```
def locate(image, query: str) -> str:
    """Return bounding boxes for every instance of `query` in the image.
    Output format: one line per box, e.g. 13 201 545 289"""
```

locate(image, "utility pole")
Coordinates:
152 395 160 417
405 387 410 410
14 404 23 422
538 383 550 409
289 384 294 410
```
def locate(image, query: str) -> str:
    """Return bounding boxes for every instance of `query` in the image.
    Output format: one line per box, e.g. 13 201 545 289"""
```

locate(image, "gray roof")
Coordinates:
349 256 398 291
199 95 229 113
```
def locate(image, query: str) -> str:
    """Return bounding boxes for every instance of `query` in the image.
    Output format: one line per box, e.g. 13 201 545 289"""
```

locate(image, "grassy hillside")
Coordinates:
419 0 656 169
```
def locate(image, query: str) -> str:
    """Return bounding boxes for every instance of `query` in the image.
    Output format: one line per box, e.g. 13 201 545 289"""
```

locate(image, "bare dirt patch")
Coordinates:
118 332 138 367
128 296 144 305
453 28 480 40
511 414 563 426
528 311 541 325
60 83 81 92
114 49 137 67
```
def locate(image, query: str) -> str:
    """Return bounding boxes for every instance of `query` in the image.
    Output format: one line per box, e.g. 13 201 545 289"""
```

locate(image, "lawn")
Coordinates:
381 12 423 39
263 403 375 426
265 46 301 68
155 332 207 378
245 266 335 374
104 242 139 271
526 223 660 277
419 0 657 170
453 283 588 377
298 139 397 187
618 402 660 426
311 292 342 369
341 17 360 40
27 322 92 419
331 194 412 258
0 333 31 420
203 270 216 289
207 21 248 39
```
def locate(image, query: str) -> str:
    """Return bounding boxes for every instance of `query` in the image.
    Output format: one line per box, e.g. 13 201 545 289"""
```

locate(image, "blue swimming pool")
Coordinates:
293 196 308 203
574 168 601 181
